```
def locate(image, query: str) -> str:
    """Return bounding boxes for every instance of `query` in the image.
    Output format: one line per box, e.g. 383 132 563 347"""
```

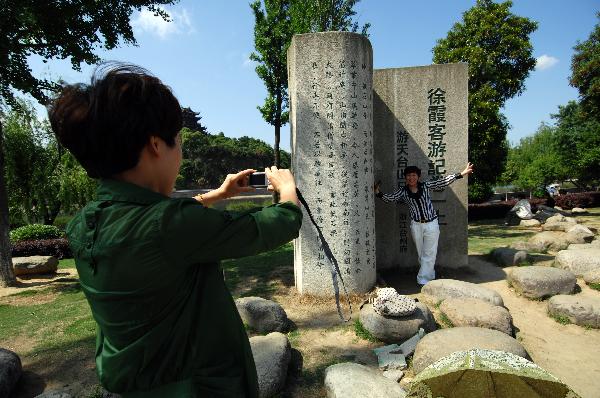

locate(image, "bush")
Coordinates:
554 192 600 210
468 198 549 221
53 215 74 231
11 238 72 259
10 224 63 243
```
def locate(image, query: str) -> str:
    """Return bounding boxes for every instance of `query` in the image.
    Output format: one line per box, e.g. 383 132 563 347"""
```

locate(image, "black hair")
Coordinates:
403 165 421 177
48 62 182 178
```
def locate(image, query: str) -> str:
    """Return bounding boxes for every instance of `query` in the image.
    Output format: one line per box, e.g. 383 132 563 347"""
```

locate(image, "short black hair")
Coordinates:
403 166 421 177
49 62 182 178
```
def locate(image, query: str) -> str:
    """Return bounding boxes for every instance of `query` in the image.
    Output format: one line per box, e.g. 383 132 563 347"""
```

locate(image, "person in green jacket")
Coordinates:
48 63 303 397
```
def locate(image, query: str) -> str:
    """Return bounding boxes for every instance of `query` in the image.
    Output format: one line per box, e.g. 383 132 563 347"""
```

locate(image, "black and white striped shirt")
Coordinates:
377 173 462 222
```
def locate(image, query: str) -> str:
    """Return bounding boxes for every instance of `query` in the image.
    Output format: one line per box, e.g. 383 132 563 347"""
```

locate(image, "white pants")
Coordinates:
410 219 440 285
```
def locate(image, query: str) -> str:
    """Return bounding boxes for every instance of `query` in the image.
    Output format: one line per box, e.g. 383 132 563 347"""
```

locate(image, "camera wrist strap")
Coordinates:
296 188 352 322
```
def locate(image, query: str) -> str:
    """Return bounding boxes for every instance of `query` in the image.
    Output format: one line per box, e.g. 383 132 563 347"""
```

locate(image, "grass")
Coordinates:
468 219 536 255
438 312 455 328
59 258 76 269
549 312 572 325
588 283 600 291
353 318 378 342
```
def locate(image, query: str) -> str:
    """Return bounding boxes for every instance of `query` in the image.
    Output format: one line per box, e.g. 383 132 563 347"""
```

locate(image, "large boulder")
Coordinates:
235 297 290 334
359 303 436 344
507 266 576 299
0 348 22 398
543 222 576 232
567 243 595 250
490 247 529 267
439 298 513 335
324 363 407 398
571 207 588 214
250 332 291 398
548 295 600 329
421 279 504 307
519 219 541 227
566 224 595 243
583 269 600 288
555 249 600 276
528 231 571 252
510 240 545 253
12 256 58 276
412 327 528 374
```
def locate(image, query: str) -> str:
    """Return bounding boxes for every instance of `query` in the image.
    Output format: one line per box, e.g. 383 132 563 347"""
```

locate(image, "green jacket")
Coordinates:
67 179 302 397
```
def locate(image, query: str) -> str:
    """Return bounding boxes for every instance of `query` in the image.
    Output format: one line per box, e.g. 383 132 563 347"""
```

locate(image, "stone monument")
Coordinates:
373 64 469 271
288 32 376 295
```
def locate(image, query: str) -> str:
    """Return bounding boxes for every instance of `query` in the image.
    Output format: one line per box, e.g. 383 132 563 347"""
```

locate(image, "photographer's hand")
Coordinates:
265 166 299 206
195 169 256 206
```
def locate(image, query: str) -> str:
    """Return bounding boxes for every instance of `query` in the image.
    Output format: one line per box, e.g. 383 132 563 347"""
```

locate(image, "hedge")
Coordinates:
11 238 72 260
10 224 64 242
554 192 600 210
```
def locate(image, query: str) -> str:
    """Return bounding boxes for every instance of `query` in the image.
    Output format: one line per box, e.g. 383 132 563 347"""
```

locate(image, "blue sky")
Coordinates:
28 0 598 150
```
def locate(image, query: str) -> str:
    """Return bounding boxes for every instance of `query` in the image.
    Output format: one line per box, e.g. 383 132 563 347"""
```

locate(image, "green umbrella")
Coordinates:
407 349 580 398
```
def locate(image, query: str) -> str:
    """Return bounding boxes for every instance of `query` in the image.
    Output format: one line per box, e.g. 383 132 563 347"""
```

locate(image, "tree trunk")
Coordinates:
0 120 17 287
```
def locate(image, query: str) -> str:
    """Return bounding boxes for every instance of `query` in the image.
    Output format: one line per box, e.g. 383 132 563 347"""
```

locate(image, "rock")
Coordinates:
412 327 528 374
510 240 546 253
571 207 588 214
439 298 513 335
546 214 567 224
507 266 576 299
324 362 407 398
490 247 529 267
250 332 291 398
548 295 600 328
34 392 73 398
236 297 290 334
0 348 22 398
583 269 600 287
592 240 600 247
421 279 504 307
519 219 541 227
382 369 404 382
12 256 58 276
359 303 436 344
543 222 576 232
567 243 595 250
566 224 595 243
555 249 600 276
528 231 571 252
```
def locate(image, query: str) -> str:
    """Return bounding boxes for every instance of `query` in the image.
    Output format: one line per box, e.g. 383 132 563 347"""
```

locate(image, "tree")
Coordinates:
570 12 600 121
552 101 600 189
0 1 176 286
250 0 369 167
432 0 537 202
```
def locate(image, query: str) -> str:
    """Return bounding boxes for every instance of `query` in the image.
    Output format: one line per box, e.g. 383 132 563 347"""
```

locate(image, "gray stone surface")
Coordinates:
373 64 468 271
35 392 73 398
421 279 504 306
520 219 541 227
583 268 600 286
0 348 22 398
439 298 513 335
412 327 528 374
543 222 577 232
382 369 404 382
528 231 571 252
250 332 291 398
555 249 600 276
566 224 595 242
567 243 596 250
507 266 576 299
491 247 529 267
324 362 407 398
510 240 546 253
548 295 600 328
359 303 435 344
289 32 376 295
571 207 588 214
12 256 58 276
235 297 289 334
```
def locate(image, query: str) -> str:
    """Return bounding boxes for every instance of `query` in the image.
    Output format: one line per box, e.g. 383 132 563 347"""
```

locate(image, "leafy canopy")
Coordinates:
432 0 537 201
570 12 600 121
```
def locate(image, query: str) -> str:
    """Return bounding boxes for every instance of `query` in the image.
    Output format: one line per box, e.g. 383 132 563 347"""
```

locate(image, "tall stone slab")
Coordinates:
373 64 468 270
288 32 376 295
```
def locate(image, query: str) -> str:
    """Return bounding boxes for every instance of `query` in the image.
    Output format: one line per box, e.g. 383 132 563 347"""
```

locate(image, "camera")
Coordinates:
248 172 269 188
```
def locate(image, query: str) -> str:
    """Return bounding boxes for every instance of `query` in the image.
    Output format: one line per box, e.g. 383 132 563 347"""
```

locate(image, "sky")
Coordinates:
27 0 599 150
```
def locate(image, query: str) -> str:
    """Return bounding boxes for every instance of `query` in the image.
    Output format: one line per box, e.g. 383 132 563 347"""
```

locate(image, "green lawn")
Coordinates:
467 218 536 255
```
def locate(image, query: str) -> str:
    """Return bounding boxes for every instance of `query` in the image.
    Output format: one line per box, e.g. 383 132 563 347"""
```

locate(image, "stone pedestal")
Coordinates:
373 64 469 270
288 32 376 295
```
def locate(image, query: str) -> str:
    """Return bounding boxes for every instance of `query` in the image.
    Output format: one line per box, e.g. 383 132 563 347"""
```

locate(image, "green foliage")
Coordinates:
353 318 378 342
177 128 291 189
549 312 572 325
224 199 273 212
570 13 600 121
438 312 455 328
2 101 96 226
432 0 537 201
9 224 63 242
250 0 368 166
589 283 600 292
